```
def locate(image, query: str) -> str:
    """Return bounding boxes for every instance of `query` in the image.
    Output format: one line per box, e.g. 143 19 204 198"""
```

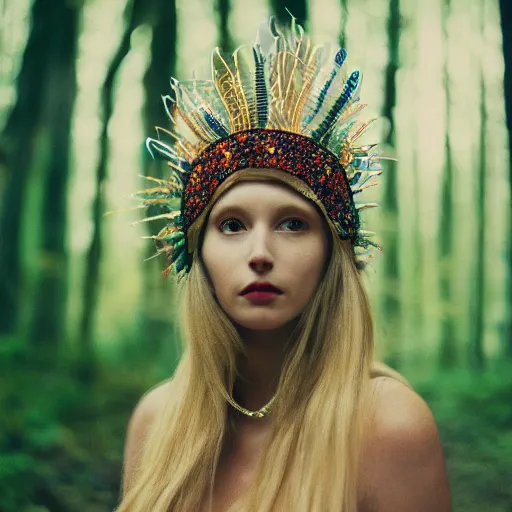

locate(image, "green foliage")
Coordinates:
0 338 161 512
412 362 512 512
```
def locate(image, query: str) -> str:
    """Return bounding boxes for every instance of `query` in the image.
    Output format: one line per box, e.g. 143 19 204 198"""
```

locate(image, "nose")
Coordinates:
249 255 273 273
247 227 274 274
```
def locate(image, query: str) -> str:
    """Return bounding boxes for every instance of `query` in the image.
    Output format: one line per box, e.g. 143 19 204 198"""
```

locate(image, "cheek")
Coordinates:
290 235 326 270
201 237 236 292
290 245 325 289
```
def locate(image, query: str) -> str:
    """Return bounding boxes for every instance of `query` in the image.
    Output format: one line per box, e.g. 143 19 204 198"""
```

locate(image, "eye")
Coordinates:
219 218 244 233
218 217 307 234
280 218 307 231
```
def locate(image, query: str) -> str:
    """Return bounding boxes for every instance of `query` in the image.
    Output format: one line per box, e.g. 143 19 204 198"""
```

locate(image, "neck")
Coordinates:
233 321 296 414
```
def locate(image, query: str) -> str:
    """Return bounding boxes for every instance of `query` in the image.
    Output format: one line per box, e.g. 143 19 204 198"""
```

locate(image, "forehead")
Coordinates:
210 180 313 211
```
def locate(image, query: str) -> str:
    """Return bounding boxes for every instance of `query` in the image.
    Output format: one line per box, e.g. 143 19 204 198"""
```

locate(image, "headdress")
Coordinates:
138 17 385 280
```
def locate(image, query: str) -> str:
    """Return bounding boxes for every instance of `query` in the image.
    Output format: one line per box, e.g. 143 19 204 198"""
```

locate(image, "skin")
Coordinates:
122 179 452 511
122 377 452 511
201 179 329 411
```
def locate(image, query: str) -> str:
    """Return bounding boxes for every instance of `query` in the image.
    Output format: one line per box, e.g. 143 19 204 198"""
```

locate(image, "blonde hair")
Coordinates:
118 171 405 511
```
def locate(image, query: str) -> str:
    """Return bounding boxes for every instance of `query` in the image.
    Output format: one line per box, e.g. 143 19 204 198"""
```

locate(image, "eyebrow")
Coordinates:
210 203 313 221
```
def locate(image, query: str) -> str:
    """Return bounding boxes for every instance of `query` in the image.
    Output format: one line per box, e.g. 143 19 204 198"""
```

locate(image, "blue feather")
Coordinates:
174 251 188 274
170 214 183 227
311 70 360 140
334 48 347 67
304 48 347 126
200 107 229 138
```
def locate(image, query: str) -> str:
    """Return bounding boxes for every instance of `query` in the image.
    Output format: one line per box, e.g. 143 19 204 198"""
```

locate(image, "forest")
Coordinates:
0 0 510 510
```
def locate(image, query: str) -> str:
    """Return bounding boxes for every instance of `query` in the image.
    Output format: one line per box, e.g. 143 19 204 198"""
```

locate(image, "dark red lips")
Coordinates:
240 281 283 295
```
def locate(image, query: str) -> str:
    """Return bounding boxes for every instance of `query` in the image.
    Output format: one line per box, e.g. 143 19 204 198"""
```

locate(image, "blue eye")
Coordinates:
219 219 244 233
218 218 307 233
280 219 306 231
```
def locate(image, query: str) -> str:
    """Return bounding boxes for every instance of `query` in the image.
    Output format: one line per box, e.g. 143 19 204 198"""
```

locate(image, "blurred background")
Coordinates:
0 0 510 510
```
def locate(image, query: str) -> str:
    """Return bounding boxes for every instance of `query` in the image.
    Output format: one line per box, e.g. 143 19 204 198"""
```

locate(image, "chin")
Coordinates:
229 310 297 331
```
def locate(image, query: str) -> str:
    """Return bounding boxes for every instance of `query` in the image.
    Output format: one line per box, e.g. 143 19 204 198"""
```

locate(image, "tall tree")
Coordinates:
80 0 147 353
80 0 177 354
438 0 457 368
339 0 348 49
470 3 487 371
217 0 233 53
0 0 79 338
381 0 401 366
142 0 178 175
0 0 50 336
28 0 80 349
498 0 512 356
140 0 178 354
270 0 307 28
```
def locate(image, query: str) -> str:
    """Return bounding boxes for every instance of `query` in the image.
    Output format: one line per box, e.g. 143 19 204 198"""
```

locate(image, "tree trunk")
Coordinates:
339 0 348 49
381 0 401 367
438 0 457 368
0 0 52 336
217 0 233 53
498 0 512 356
270 0 307 28
470 9 487 371
140 0 178 355
142 0 177 171
28 0 80 351
79 0 151 356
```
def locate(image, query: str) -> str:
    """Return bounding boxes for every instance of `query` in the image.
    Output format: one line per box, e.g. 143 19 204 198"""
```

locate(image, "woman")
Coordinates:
118 17 451 511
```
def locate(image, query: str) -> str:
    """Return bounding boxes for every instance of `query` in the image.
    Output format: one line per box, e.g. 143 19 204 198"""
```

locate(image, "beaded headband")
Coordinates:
138 17 385 279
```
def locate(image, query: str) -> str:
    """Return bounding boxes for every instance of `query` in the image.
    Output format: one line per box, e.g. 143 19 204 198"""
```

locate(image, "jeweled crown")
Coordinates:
138 17 384 278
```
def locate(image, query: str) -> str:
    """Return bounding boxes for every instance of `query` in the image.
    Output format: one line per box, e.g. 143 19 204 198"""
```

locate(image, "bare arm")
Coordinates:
363 378 452 512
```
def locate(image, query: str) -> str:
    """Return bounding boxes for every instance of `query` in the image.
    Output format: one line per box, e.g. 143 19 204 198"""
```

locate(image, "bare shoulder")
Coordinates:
121 379 174 496
360 376 452 512
369 376 435 437
128 379 174 427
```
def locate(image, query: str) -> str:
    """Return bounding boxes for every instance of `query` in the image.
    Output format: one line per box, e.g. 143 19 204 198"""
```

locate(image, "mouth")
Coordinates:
240 282 283 295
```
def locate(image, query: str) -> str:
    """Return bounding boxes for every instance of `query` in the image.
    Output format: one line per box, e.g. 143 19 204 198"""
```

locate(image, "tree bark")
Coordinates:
80 0 177 361
0 0 52 335
498 0 512 356
438 0 457 368
217 0 233 53
142 0 177 173
270 0 307 28
140 0 178 354
470 6 487 371
339 0 348 49
79 0 152 354
381 0 401 367
28 0 80 350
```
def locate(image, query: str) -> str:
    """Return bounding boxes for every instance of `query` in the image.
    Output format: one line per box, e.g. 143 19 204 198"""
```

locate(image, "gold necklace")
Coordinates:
226 393 277 418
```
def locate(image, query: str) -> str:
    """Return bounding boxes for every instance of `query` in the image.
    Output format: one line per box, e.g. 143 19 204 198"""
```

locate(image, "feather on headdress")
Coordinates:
139 17 385 279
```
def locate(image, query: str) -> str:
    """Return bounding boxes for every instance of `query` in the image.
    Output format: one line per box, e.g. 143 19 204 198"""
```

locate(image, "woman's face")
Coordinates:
201 180 329 331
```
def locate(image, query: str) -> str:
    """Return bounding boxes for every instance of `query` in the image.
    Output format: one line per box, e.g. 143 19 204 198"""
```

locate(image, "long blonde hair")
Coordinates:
118 171 398 511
